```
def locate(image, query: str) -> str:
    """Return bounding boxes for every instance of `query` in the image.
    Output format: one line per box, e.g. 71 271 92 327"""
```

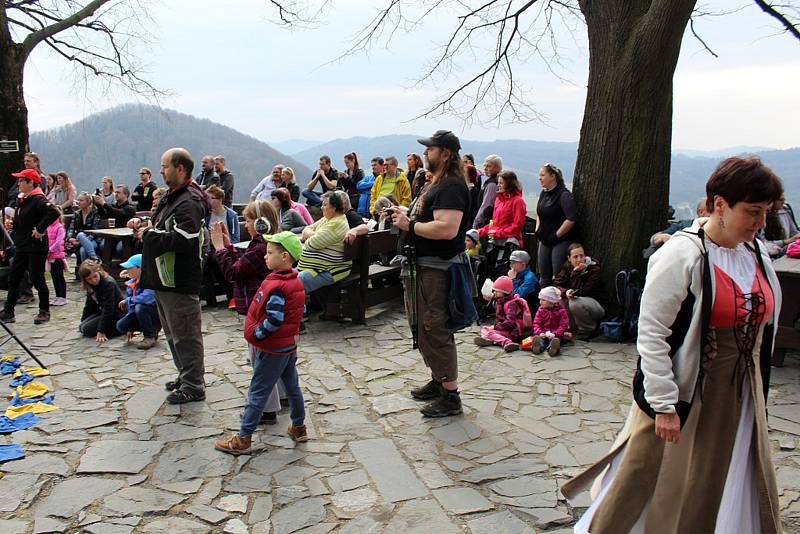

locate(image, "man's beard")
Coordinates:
425 157 439 174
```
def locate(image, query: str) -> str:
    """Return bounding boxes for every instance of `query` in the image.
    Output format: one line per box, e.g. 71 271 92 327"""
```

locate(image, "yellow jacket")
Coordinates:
370 172 412 214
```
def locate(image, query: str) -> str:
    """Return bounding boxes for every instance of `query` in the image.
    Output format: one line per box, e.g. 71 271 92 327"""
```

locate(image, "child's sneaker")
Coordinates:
531 335 543 354
51 297 68 306
474 336 494 347
504 342 520 353
287 424 308 443
214 433 252 455
547 338 561 357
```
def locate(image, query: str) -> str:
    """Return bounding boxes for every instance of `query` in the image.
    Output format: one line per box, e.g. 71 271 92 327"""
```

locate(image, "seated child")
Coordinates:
532 286 572 356
465 229 481 258
474 276 531 353
507 249 539 301
214 231 309 455
115 254 160 350
78 260 124 343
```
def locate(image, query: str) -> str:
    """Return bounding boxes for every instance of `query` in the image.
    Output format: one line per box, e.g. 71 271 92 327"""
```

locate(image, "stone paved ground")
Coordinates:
1 278 799 534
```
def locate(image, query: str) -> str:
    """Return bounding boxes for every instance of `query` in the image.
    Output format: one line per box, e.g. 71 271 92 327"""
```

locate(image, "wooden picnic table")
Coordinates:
85 227 135 278
772 255 800 367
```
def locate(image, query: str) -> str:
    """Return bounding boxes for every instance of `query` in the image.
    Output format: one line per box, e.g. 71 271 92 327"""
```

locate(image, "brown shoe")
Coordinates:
17 295 34 304
287 424 308 443
33 311 50 324
214 433 252 455
137 338 157 350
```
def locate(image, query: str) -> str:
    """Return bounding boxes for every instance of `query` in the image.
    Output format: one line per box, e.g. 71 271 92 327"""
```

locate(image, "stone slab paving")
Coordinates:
1 281 799 533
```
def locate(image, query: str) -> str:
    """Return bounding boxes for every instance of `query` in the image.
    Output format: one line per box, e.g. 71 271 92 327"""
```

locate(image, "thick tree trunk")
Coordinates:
0 20 28 207
573 0 696 303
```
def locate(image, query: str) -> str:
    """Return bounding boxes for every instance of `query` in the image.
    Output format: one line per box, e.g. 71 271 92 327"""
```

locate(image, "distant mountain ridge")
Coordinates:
30 105 312 203
292 135 800 217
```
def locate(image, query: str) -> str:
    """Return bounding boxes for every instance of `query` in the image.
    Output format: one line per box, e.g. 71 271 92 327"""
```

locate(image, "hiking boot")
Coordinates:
214 433 252 455
17 295 34 305
166 389 206 404
0 310 15 323
547 338 561 357
137 338 157 350
259 411 277 425
33 311 50 324
531 335 543 354
420 389 463 418
474 336 494 347
410 378 444 401
504 342 520 353
288 424 308 442
164 378 181 391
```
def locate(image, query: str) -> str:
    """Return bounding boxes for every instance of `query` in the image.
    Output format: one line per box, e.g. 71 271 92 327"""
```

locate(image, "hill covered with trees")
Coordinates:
30 105 312 203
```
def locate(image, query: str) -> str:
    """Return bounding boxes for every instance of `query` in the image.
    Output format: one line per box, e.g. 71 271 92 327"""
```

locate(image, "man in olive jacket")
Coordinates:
140 148 211 404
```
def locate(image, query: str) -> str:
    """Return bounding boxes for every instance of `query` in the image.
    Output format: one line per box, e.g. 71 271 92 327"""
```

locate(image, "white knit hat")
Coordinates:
538 286 561 303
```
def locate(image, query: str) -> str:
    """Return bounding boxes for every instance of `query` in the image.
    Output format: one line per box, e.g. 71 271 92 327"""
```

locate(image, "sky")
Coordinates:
20 0 800 151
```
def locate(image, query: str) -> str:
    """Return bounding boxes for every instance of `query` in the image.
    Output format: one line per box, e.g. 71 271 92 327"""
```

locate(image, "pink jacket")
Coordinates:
478 190 526 243
533 303 569 338
46 220 66 260
292 202 315 225
493 294 532 341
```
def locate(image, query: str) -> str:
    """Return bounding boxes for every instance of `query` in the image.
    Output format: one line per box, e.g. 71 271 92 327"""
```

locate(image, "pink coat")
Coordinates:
533 303 569 338
478 190 526 243
292 202 315 225
46 220 66 260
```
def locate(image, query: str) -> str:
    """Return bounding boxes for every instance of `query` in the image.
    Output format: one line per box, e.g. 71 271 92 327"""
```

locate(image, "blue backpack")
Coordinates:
599 269 643 342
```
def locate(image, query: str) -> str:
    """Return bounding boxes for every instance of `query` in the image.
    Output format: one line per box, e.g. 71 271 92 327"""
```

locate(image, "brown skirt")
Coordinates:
562 329 781 534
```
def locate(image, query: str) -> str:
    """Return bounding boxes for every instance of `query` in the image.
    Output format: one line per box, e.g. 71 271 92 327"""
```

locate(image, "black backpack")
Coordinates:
599 269 643 341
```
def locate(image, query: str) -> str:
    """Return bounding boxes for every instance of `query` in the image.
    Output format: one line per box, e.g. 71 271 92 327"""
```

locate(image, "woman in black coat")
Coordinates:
78 260 124 342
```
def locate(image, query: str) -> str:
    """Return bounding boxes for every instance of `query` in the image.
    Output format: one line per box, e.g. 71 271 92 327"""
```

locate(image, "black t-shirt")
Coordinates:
536 184 577 246
412 174 470 259
133 182 155 212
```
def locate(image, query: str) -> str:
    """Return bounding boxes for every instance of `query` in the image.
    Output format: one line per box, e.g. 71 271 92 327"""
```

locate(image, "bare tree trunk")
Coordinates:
0 19 27 202
572 0 696 300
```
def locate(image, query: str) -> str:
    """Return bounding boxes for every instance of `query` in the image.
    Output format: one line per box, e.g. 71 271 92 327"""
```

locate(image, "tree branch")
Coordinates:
754 0 800 40
20 0 110 58
689 17 718 57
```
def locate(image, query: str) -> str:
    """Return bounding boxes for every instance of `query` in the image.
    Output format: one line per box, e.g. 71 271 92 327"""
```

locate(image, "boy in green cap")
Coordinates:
215 231 308 455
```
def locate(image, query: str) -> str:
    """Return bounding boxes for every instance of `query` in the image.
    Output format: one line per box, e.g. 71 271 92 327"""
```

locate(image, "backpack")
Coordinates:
504 294 533 335
599 269 643 341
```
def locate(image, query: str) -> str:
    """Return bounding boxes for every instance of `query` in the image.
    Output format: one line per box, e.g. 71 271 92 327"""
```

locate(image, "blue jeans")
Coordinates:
298 270 334 294
77 232 102 261
240 349 305 436
302 190 322 207
116 304 160 339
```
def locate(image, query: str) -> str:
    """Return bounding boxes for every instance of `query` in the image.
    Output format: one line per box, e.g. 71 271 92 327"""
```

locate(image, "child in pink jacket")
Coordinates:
474 276 532 353
46 207 68 306
532 286 571 356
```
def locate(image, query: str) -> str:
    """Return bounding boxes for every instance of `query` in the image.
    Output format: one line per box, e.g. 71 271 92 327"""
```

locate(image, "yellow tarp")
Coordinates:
5 402 59 418
12 367 49 378
9 381 50 400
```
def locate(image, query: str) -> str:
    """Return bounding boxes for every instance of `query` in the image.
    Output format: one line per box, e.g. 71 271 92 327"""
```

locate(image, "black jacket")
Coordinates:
196 169 220 188
68 208 103 239
284 182 301 202
141 180 211 294
98 200 136 228
218 170 235 207
81 275 124 335
132 182 155 212
11 188 59 253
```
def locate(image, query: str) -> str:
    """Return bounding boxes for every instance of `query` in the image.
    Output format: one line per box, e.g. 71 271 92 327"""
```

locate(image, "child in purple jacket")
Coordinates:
474 276 532 353
532 286 572 356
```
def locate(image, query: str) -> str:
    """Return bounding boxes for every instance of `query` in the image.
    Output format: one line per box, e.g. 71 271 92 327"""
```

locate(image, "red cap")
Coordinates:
492 275 514 295
11 168 41 184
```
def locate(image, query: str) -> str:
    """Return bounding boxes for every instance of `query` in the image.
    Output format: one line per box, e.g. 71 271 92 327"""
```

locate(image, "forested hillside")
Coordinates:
31 105 311 203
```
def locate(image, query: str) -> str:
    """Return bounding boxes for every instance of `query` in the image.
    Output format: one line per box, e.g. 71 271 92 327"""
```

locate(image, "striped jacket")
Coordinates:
297 214 351 282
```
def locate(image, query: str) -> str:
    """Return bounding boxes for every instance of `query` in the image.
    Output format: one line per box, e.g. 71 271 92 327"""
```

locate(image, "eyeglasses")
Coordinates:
139 172 149 175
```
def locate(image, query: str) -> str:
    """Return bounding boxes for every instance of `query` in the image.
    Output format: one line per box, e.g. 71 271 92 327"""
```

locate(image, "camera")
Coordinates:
95 188 101 196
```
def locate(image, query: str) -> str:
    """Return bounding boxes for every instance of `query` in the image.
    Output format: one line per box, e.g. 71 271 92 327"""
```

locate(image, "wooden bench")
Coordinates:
321 230 403 324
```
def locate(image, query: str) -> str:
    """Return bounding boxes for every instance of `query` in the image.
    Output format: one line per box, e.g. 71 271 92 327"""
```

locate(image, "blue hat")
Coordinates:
121 254 142 269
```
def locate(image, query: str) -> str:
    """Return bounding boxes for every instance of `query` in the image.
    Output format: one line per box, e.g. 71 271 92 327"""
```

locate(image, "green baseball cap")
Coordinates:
264 231 303 260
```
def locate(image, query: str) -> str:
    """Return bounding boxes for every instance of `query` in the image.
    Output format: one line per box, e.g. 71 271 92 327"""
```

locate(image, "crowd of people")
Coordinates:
0 139 791 531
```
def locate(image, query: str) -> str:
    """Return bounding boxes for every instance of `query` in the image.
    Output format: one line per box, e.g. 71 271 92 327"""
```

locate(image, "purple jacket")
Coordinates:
214 235 269 314
533 304 570 338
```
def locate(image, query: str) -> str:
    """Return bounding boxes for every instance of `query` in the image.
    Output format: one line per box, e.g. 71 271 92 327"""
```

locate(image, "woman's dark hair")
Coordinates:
46 173 57 191
542 163 564 187
705 156 783 213
407 153 423 173
465 164 479 185
270 188 293 211
463 153 475 165
499 170 521 194
344 152 360 171
321 191 345 213
562 242 586 269
764 210 785 241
